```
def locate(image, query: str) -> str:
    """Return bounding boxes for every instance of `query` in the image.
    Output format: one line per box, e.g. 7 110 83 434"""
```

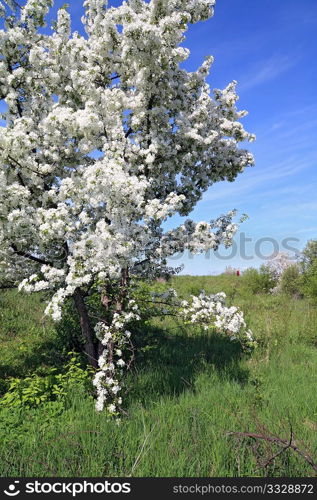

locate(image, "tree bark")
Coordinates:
73 288 98 368
99 268 129 363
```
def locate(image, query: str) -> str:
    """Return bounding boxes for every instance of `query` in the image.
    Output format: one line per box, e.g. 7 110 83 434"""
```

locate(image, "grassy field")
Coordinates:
0 275 316 477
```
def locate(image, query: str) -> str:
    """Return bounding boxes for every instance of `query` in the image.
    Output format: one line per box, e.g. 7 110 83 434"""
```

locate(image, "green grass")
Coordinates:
0 276 316 477
0 291 57 391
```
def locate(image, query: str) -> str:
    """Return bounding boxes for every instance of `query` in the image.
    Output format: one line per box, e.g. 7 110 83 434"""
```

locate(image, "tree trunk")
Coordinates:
99 268 129 364
73 288 98 368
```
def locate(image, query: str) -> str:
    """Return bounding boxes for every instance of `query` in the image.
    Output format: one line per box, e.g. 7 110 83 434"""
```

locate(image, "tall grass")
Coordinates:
0 276 316 477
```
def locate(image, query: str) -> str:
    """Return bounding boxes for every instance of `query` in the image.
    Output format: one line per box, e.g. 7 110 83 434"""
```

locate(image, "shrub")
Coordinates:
301 239 317 271
302 259 317 298
243 265 277 294
280 264 302 296
299 240 317 298
0 353 93 410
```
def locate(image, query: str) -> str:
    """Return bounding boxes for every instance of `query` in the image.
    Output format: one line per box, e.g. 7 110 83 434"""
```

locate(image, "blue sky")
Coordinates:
1 0 316 274
175 0 317 274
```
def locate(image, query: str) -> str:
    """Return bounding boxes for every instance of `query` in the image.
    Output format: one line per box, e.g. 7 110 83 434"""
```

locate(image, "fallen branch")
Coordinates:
228 429 317 474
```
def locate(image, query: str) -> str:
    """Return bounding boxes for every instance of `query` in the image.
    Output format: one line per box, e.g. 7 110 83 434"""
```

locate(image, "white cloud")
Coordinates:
239 53 299 92
202 156 316 203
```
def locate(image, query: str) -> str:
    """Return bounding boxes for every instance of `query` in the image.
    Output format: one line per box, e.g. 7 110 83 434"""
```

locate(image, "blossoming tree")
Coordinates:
0 0 256 414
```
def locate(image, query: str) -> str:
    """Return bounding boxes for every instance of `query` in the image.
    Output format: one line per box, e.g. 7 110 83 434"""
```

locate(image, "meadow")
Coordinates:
0 274 316 477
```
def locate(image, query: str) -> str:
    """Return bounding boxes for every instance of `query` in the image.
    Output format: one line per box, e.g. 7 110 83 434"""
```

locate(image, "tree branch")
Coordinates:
10 0 22 9
228 430 317 473
11 244 53 266
0 284 18 290
125 127 133 138
0 146 44 178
